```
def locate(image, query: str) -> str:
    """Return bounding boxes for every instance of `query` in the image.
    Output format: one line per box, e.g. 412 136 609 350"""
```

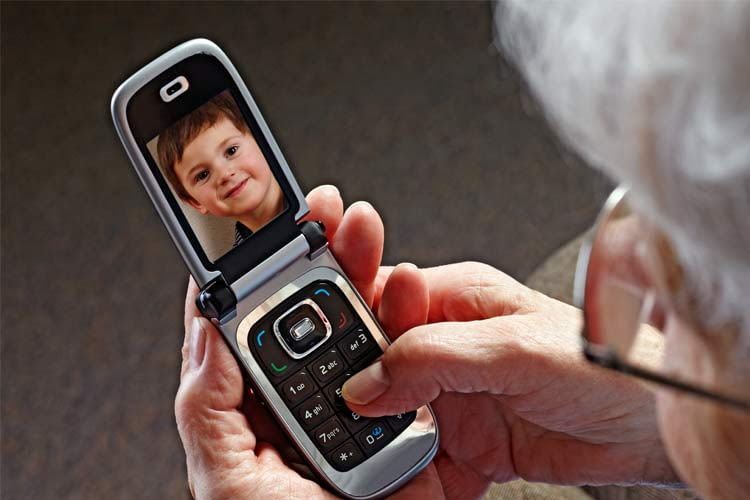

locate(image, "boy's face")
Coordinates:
174 117 278 219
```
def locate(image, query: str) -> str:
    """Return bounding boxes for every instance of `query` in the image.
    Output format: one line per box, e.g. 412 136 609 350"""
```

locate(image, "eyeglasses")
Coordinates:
574 186 750 411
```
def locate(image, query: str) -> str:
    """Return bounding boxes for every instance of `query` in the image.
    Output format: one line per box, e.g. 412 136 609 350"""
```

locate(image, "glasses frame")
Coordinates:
574 186 750 412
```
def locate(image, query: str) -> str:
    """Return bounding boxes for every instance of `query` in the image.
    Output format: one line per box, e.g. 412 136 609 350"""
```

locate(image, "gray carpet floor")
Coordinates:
1 2 611 498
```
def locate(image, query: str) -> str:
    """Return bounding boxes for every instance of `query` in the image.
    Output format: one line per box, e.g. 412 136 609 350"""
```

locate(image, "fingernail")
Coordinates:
398 262 418 271
342 361 390 405
321 184 340 195
189 317 207 370
350 200 374 212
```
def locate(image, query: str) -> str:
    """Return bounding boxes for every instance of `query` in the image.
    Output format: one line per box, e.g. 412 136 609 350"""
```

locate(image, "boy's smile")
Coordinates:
173 117 284 231
223 177 248 199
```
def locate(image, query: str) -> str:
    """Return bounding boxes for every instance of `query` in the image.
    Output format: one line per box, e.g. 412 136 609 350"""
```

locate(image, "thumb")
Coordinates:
175 317 254 463
177 317 245 413
342 318 512 416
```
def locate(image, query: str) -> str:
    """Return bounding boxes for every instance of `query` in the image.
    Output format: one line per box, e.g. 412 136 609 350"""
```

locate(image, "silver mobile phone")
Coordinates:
111 39 438 498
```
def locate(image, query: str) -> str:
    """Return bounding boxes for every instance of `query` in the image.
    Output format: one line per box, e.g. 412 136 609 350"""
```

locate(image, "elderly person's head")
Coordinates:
496 1 749 497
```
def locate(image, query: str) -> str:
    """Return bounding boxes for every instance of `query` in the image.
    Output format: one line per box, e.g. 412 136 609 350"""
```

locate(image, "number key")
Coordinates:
295 394 332 430
337 327 377 364
279 371 316 407
357 420 393 456
308 349 346 385
339 407 370 433
312 417 348 451
387 411 416 434
323 372 352 409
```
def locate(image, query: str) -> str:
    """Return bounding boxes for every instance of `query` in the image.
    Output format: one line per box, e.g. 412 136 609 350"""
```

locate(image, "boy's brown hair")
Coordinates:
157 90 250 200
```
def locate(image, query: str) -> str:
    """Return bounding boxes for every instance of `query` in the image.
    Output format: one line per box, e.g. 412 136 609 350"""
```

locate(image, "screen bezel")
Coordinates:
126 53 302 283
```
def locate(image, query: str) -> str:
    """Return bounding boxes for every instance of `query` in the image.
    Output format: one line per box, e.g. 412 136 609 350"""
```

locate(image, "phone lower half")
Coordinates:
217 251 438 499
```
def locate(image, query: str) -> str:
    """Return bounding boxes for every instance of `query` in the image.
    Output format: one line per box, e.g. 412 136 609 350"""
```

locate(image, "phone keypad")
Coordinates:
248 280 417 471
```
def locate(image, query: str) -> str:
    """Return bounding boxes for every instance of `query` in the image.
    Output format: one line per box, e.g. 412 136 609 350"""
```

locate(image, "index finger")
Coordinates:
329 201 384 306
426 263 534 322
184 276 201 333
302 185 344 241
377 262 532 324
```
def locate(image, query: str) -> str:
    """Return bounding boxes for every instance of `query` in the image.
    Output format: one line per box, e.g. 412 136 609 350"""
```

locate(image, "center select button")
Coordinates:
249 322 299 382
290 317 315 340
275 299 331 357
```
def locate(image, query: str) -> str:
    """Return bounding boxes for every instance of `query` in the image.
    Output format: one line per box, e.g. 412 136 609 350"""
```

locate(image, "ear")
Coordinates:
185 197 209 215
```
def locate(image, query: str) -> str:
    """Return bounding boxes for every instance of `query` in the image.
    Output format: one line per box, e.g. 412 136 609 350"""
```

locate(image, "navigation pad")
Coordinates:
248 280 416 471
275 300 331 356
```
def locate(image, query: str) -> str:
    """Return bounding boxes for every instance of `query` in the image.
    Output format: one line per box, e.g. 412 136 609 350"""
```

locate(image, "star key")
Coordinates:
328 440 365 472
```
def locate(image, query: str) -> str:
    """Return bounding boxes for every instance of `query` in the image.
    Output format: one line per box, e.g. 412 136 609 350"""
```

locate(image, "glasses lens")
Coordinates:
582 189 749 409
595 280 665 370
584 193 665 369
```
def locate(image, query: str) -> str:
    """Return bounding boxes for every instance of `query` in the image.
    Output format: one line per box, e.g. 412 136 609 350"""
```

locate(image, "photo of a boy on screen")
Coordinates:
157 90 284 249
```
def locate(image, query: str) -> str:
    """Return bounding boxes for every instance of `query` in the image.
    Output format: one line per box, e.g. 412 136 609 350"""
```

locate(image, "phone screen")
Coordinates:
125 52 303 281
145 90 287 262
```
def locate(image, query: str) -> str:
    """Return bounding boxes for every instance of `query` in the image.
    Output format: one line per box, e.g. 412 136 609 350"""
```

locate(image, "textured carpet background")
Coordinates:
1 2 611 498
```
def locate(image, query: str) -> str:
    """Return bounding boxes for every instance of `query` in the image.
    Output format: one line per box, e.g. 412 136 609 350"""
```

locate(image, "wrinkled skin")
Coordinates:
175 188 680 499
657 315 750 500
345 263 680 498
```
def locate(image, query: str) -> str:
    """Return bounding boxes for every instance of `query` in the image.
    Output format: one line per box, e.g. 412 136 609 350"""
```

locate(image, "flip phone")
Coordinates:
111 39 438 498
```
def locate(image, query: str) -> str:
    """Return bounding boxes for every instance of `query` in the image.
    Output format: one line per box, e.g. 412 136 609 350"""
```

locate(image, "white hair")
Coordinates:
495 0 750 345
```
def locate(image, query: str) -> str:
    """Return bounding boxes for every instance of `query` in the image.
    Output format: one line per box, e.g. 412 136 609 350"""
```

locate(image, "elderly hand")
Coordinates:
344 262 682 498
174 186 443 499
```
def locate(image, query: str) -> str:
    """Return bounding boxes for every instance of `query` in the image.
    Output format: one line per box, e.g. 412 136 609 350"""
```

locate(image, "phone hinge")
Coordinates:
197 276 238 323
226 221 328 313
300 220 328 260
